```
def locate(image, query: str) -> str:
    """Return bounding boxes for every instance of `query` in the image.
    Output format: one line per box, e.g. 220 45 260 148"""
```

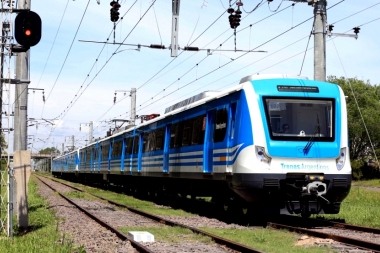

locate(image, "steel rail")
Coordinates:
35 176 154 253
267 222 380 253
42 175 265 253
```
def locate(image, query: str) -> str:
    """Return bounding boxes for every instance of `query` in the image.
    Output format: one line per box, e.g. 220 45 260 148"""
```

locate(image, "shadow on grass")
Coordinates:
29 204 45 212
14 224 45 236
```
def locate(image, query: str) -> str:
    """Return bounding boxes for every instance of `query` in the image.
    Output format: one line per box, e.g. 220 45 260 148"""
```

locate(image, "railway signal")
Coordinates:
110 1 121 22
14 11 42 48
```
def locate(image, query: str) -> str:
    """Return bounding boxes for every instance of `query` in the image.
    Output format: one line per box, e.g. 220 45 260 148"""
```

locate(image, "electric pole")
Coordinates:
291 0 327 81
130 88 136 126
14 0 31 151
313 0 326 81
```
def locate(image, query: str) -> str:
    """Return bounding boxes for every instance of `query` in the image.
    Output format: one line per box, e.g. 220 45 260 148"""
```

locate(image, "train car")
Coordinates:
52 74 351 217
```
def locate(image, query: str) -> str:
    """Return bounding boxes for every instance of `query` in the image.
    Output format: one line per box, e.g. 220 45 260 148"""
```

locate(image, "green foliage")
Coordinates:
39 147 60 155
328 76 380 179
351 159 364 180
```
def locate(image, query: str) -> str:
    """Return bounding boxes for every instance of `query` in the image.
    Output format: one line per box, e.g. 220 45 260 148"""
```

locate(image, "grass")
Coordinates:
0 177 83 253
352 179 380 187
119 226 213 244
314 181 380 227
201 227 336 253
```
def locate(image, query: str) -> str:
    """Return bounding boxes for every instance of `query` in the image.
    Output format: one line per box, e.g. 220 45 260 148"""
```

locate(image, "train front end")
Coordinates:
232 75 351 216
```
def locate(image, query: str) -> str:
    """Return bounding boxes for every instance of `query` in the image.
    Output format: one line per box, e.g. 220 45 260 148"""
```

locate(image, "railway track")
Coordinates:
36 175 265 253
41 174 380 252
267 214 380 252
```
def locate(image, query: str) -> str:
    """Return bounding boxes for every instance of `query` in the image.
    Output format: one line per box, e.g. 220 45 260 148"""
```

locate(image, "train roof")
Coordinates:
239 73 308 84
164 91 221 113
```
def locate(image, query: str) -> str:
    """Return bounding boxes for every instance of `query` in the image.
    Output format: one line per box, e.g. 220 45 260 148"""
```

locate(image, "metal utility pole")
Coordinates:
291 0 326 81
130 88 136 126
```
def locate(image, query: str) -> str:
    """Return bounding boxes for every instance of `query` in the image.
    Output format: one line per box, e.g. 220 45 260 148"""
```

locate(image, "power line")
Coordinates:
44 0 91 104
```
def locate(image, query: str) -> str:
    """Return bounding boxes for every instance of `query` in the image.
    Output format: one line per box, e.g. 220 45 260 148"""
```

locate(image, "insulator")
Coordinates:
150 44 166 49
184 46 199 51
110 1 116 6
353 27 360 34
328 24 334 32
227 8 234 14
235 9 242 15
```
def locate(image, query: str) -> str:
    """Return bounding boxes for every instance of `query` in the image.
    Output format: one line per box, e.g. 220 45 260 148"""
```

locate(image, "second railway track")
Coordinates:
35 175 266 253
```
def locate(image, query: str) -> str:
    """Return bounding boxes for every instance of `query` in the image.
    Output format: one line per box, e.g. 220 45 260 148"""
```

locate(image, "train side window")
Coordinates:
102 144 110 159
155 128 164 150
143 132 155 153
182 120 192 146
112 141 122 157
170 123 183 148
126 137 133 155
214 108 228 142
133 136 140 154
191 115 205 145
86 150 91 162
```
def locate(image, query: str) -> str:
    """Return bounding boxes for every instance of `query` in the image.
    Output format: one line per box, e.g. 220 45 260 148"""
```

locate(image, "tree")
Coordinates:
39 147 60 155
328 76 380 162
1 133 8 170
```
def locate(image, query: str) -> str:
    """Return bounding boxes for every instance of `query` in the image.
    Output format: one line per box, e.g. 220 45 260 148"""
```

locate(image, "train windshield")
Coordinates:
264 97 335 141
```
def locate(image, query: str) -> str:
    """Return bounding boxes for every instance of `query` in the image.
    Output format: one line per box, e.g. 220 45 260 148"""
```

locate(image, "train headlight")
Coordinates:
336 147 347 171
255 146 271 165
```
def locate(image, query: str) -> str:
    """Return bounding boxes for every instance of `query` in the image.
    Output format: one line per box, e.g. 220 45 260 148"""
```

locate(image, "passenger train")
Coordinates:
52 74 352 217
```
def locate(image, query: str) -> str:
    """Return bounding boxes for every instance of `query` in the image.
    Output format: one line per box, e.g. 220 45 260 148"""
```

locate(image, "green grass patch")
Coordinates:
0 177 83 253
201 227 336 253
314 185 380 227
119 226 212 244
62 190 86 199
89 188 192 217
352 179 380 187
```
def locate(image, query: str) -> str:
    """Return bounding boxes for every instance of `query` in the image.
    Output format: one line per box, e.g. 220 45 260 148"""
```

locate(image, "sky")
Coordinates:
2 0 380 153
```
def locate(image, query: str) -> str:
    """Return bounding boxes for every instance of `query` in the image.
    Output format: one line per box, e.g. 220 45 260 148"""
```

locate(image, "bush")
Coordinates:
351 159 364 180
362 160 380 179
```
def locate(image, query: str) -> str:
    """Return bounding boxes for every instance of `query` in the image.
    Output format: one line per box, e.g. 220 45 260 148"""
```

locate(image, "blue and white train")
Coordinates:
52 74 351 217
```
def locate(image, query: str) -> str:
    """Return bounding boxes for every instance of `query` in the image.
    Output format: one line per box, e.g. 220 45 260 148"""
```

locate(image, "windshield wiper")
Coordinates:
303 114 320 154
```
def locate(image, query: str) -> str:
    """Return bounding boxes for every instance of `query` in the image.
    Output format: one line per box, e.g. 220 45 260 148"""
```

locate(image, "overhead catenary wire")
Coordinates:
37 0 376 145
331 39 379 166
109 2 370 125
110 2 296 112
41 0 157 148
43 0 91 104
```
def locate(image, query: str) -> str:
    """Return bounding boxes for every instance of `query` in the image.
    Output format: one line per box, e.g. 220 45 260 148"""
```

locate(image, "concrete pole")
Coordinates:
14 0 31 151
313 0 327 81
89 121 93 143
71 135 74 150
13 0 32 230
130 88 136 126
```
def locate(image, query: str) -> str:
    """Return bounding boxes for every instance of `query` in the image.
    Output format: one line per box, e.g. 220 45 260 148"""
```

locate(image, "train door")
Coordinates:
163 124 171 173
137 133 143 173
203 109 215 173
227 102 237 173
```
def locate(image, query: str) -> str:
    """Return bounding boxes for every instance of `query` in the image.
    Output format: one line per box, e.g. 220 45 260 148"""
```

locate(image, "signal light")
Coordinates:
110 1 121 22
14 11 41 47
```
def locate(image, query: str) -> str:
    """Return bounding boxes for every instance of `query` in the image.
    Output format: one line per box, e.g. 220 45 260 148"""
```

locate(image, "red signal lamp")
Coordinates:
25 29 32 36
